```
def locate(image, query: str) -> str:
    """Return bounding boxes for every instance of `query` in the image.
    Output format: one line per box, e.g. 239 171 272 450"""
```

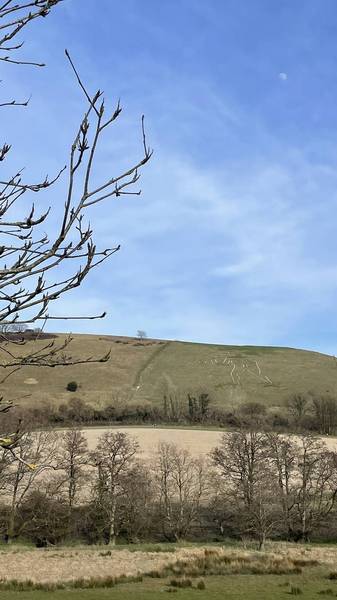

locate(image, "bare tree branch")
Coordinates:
0 1 151 417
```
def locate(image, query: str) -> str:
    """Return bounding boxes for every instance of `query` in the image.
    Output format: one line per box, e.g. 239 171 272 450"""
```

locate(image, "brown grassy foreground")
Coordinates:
1 333 336 411
0 546 197 586
0 543 335 588
0 547 166 585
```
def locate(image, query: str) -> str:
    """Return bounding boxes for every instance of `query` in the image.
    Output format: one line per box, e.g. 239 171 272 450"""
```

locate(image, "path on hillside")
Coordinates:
132 340 171 394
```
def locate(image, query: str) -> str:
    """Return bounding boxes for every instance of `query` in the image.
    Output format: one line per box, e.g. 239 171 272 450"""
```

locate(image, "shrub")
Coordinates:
66 381 78 392
271 413 289 428
17 490 69 546
328 572 337 580
293 559 319 567
170 579 193 588
0 574 144 592
290 586 303 595
224 412 241 427
239 401 266 417
197 580 206 590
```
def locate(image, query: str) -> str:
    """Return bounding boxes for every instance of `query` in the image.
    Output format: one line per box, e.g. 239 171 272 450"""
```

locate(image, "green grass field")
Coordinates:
1 333 336 412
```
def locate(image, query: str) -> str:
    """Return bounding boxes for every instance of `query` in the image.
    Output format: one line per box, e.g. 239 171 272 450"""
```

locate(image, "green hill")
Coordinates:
1 334 337 414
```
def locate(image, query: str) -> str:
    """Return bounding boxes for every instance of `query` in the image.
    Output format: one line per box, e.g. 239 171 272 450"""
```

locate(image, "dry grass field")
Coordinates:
0 539 337 599
0 543 335 586
80 426 223 455
0 545 189 584
79 426 337 457
1 333 337 413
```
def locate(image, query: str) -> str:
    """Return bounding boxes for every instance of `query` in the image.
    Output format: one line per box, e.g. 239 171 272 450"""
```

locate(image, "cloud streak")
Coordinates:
3 0 337 355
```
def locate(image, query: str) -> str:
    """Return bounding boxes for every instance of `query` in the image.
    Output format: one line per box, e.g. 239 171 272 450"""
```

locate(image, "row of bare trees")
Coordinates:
0 427 337 547
0 428 207 545
211 430 337 549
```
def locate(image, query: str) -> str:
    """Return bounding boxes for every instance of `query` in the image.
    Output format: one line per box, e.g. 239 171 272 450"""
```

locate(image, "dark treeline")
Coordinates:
1 425 337 549
18 391 337 436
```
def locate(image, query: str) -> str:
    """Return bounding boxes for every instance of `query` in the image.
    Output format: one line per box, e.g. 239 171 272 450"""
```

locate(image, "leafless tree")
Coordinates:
57 428 89 509
16 487 69 546
265 433 337 542
211 430 267 510
311 396 337 435
2 429 59 541
91 431 139 545
118 463 154 542
292 435 337 541
286 394 310 428
266 432 298 539
247 483 280 550
136 330 147 341
0 2 151 417
211 430 280 549
154 442 208 541
162 392 185 423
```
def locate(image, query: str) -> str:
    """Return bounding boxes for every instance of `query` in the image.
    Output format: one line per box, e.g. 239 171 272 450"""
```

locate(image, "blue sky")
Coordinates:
4 0 337 353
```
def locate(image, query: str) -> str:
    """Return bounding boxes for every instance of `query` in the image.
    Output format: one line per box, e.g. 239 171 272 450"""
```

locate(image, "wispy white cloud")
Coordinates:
3 0 337 354
45 143 337 352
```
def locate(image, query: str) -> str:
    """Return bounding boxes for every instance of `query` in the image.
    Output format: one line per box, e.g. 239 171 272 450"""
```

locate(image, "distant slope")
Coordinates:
1 334 336 411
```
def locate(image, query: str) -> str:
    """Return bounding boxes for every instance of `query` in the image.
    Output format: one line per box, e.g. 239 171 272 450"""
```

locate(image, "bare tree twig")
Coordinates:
0 1 151 418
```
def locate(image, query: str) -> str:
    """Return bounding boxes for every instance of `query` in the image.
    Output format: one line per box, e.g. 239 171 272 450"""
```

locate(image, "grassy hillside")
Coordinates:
1 334 336 412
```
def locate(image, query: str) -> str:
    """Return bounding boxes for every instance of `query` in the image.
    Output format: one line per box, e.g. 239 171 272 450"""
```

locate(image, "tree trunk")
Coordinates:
108 496 117 545
301 508 306 542
7 507 16 543
258 532 266 551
